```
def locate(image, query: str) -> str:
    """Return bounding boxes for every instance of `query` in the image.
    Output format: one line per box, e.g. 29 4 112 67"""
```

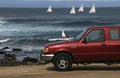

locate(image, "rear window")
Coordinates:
110 29 120 40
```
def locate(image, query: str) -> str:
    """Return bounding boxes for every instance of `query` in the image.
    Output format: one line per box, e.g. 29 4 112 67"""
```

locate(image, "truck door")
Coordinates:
107 28 120 61
77 29 110 62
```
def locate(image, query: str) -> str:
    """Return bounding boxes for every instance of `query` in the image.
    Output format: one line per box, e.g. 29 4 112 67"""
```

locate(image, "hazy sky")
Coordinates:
0 0 120 8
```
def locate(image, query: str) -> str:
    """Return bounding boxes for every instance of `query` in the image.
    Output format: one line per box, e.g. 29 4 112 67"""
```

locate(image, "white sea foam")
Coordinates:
0 17 7 25
0 21 6 24
12 45 44 52
0 39 10 43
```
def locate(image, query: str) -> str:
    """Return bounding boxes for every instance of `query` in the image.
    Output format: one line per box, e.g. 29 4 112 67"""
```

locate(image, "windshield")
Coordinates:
74 29 87 41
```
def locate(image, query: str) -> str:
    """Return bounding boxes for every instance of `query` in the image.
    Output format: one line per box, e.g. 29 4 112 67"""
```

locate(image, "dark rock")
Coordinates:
23 57 38 63
1 46 11 52
0 54 19 66
0 51 6 54
2 46 9 50
4 54 16 60
12 48 22 51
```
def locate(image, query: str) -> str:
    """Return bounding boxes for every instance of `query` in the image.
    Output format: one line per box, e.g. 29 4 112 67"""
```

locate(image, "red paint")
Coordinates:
43 26 120 63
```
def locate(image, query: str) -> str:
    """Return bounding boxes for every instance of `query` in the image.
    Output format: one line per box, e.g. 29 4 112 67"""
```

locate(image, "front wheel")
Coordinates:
53 53 73 71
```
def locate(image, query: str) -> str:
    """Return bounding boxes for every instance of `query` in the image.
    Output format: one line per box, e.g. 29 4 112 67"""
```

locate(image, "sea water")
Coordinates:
0 7 120 61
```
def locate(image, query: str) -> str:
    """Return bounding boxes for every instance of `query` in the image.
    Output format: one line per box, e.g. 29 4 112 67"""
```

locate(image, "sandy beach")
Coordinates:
0 64 120 78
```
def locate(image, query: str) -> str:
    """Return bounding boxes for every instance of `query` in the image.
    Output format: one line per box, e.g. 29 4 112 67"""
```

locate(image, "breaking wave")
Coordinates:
5 18 118 27
0 39 10 43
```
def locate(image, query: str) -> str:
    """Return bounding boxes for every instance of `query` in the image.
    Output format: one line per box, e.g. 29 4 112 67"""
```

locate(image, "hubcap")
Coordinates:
57 57 69 69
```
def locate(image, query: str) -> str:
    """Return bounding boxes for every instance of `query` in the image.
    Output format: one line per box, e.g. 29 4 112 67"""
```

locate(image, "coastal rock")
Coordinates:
23 57 38 63
12 48 22 51
0 54 19 66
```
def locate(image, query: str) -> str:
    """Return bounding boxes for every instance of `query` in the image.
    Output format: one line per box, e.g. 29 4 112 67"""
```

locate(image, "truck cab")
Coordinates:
41 26 120 71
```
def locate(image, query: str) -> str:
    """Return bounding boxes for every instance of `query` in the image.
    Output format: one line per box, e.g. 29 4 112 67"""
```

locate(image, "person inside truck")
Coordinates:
86 30 105 42
97 30 105 42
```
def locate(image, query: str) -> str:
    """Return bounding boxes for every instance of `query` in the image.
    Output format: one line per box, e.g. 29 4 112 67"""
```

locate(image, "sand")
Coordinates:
0 63 120 78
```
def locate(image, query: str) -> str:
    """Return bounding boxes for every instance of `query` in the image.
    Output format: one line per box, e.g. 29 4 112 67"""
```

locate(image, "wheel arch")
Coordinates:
52 51 75 63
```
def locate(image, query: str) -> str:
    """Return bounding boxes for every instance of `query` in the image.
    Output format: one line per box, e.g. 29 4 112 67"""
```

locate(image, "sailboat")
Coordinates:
89 4 96 13
47 5 52 13
70 5 76 14
78 4 84 12
62 30 68 38
48 30 73 41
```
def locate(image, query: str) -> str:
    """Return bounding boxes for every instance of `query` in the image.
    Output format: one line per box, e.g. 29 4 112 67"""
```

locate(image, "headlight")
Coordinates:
43 48 49 53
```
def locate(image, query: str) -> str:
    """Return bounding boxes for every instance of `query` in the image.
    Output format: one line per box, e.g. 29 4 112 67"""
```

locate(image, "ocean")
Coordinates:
0 7 120 61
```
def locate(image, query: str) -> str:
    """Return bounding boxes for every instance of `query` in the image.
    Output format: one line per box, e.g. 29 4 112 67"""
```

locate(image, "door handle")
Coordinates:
101 44 107 46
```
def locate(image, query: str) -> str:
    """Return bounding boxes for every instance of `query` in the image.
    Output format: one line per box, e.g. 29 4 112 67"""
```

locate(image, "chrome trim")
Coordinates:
41 54 54 63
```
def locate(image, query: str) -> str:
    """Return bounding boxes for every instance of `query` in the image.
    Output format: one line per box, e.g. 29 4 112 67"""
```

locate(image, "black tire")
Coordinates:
53 53 73 71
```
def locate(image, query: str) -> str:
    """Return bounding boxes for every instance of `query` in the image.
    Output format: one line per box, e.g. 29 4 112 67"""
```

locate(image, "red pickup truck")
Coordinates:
41 26 120 71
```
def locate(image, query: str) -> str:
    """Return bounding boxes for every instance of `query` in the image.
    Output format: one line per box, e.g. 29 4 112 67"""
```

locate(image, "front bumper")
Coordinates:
41 54 54 63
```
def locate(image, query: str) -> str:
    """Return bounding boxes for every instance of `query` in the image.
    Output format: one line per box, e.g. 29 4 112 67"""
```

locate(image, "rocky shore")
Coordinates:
0 47 43 66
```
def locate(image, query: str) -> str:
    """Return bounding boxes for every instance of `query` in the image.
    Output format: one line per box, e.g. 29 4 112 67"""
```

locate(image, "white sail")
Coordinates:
78 4 84 12
89 4 96 13
62 30 68 38
47 5 52 13
70 5 76 14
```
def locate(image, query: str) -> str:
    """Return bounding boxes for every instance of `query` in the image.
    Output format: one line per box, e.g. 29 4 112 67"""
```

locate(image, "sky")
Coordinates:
0 0 120 8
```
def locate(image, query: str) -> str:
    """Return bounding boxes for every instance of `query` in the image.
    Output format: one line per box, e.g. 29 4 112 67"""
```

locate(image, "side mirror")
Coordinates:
81 38 87 43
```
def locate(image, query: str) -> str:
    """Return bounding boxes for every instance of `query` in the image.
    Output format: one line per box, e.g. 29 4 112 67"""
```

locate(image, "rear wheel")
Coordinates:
53 53 73 71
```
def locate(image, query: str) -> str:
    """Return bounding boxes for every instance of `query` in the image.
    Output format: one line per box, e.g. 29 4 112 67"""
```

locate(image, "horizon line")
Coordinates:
0 6 120 8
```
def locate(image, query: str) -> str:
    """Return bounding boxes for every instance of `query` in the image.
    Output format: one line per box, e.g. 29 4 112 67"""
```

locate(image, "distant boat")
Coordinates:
47 5 52 13
89 4 96 13
62 30 68 38
48 30 73 41
70 5 76 14
78 4 84 12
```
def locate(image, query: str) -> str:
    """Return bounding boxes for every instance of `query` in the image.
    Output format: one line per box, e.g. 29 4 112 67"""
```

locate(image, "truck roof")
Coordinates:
89 26 120 29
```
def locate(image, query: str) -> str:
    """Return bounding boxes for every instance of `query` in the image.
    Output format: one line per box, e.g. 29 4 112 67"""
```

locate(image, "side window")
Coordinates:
86 30 105 42
110 29 120 40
